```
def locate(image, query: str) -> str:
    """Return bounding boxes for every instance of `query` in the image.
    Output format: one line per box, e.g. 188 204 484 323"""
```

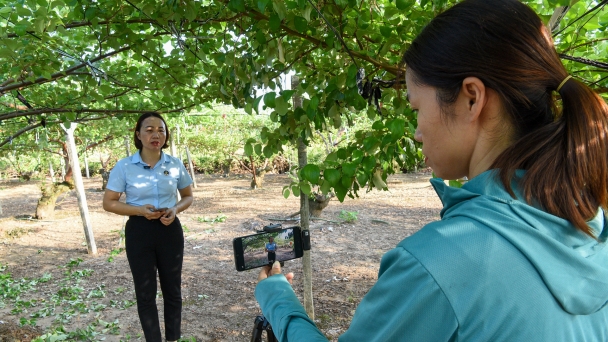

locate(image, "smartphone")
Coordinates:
233 226 303 271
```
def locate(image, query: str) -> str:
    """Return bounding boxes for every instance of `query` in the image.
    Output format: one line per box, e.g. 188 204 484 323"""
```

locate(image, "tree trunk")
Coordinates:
61 123 97 255
101 169 110 190
49 158 55 183
185 145 197 188
293 75 315 319
309 192 334 217
124 136 131 157
36 181 73 219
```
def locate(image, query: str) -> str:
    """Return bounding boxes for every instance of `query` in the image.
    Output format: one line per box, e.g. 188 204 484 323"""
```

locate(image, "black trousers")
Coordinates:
126 216 184 342
268 251 276 263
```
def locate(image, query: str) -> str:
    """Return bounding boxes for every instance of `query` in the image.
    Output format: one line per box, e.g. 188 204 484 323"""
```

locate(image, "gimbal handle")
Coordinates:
251 315 278 342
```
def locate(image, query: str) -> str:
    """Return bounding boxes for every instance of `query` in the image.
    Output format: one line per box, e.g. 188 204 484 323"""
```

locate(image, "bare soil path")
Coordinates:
0 172 442 341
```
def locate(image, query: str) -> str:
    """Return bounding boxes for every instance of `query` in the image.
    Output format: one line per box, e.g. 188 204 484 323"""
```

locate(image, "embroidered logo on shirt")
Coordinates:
163 170 170 176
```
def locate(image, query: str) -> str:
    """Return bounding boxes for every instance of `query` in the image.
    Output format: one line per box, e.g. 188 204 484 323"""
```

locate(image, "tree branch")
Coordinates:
0 46 132 94
5 19 156 38
0 116 111 148
139 53 185 85
269 44 320 79
559 54 608 70
244 8 403 76
0 108 152 121
80 135 116 154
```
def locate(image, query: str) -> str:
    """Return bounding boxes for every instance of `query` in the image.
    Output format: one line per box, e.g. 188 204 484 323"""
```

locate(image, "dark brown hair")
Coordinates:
403 0 608 236
133 112 170 150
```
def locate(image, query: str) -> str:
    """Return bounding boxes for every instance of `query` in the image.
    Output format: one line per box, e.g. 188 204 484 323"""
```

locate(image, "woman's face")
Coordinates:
406 70 477 180
136 116 167 152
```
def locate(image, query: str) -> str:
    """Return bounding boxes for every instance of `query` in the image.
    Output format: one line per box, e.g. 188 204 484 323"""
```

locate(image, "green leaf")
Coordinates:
361 156 376 172
283 186 291 199
253 96 263 114
280 90 296 100
342 162 357 177
258 0 270 12
380 26 392 38
229 0 246 12
334 183 348 202
263 145 274 158
396 0 412 10
269 13 281 31
300 181 311 196
291 184 301 197
372 120 384 130
387 118 405 138
356 172 369 187
244 142 253 156
324 168 340 186
309 96 319 110
294 16 308 33
272 0 288 20
351 149 364 163
362 137 380 152
254 143 263 155
301 164 320 184
263 92 276 108
275 96 288 115
341 175 353 188
0 7 12 14
320 179 332 194
325 152 337 162
302 6 312 21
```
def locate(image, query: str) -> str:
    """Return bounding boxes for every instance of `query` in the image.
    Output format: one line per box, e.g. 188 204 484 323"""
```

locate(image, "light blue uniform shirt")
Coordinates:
107 151 193 209
266 242 277 252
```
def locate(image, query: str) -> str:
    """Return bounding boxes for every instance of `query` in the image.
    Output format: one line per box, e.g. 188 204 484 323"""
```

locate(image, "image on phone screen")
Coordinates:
233 227 303 271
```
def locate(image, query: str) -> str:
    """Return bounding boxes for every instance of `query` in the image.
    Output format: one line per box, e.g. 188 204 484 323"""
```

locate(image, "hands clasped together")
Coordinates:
140 204 178 226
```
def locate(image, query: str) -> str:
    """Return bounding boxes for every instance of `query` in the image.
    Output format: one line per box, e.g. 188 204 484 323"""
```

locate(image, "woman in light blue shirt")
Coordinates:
103 112 193 342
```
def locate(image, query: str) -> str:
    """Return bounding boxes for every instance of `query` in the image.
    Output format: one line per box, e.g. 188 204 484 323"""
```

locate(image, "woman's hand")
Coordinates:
258 261 295 285
141 204 164 220
159 206 177 226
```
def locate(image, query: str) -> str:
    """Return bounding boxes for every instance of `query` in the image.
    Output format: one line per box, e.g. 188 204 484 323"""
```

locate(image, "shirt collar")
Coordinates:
130 151 169 167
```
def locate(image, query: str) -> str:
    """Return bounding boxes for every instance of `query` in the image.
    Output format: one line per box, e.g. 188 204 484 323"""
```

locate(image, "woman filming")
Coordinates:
103 112 193 342
254 0 608 340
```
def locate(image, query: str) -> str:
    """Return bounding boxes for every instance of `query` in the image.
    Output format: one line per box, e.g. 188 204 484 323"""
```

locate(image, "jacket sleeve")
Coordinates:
255 275 328 342
338 246 459 342
256 247 459 342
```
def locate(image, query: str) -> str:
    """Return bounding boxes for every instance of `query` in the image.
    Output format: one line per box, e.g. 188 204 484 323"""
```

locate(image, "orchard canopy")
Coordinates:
1 0 607 200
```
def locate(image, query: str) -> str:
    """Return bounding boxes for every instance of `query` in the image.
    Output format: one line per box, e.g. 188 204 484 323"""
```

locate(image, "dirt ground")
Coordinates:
0 171 442 341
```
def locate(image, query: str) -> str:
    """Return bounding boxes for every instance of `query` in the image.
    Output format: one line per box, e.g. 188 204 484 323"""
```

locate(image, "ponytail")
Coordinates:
493 78 608 237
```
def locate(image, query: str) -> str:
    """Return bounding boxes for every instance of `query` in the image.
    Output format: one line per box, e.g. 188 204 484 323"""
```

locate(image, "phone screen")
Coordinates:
233 227 303 271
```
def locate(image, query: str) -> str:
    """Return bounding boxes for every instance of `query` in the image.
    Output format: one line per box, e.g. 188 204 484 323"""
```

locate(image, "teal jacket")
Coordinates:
255 170 608 341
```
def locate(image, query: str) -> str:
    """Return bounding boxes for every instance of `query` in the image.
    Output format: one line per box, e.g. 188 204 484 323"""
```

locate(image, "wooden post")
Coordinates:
177 125 183 161
59 150 66 180
124 136 131 157
293 75 314 319
185 146 197 188
61 123 97 255
83 147 90 179
170 132 181 202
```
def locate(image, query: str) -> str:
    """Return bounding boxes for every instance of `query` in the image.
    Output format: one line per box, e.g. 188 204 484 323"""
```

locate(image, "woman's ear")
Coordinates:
135 131 141 140
460 77 487 121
